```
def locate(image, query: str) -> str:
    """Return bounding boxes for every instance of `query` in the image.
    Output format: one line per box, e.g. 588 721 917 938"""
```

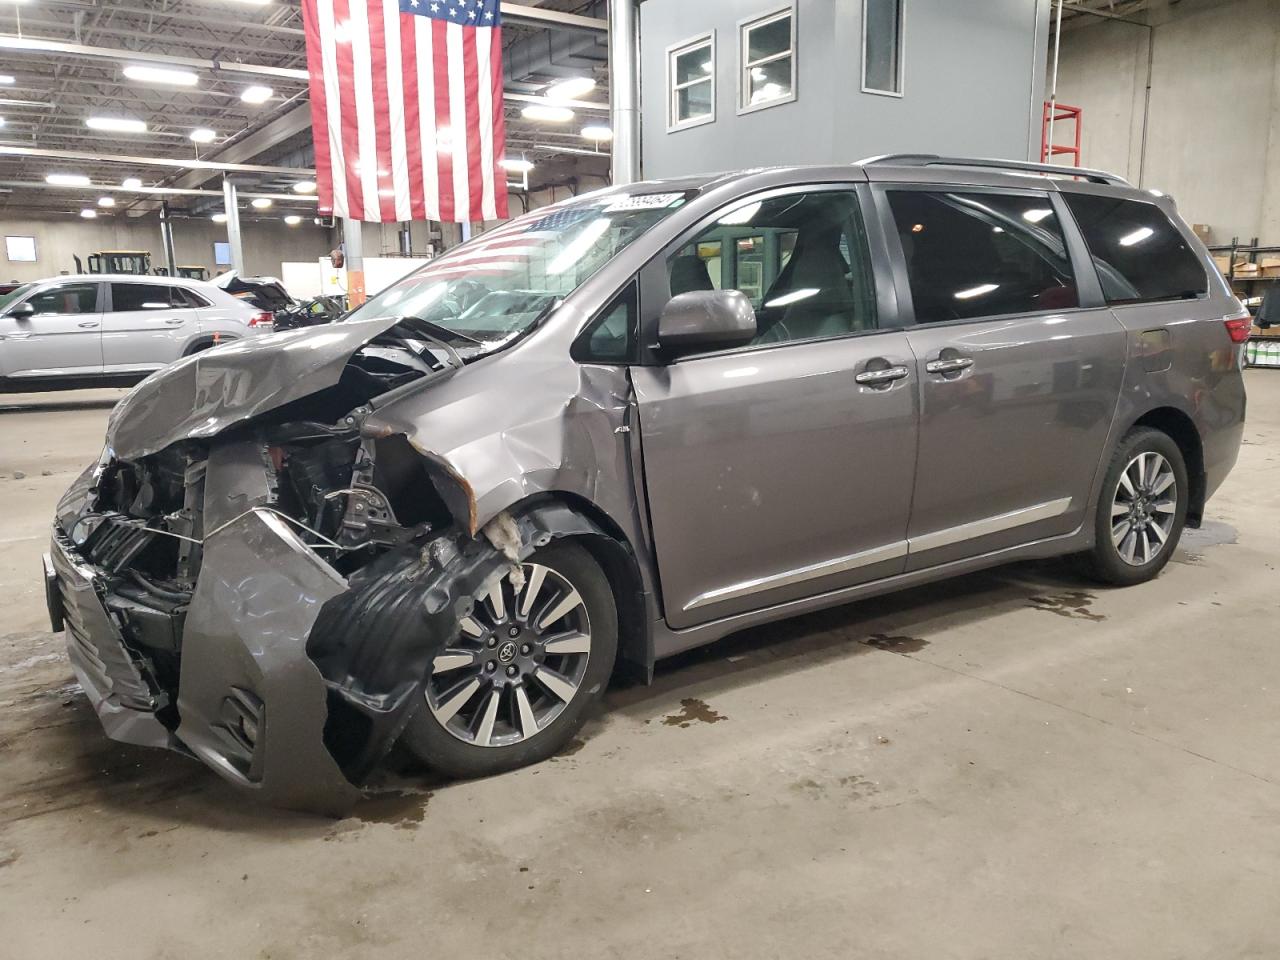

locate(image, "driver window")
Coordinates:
666 190 877 346
27 283 98 315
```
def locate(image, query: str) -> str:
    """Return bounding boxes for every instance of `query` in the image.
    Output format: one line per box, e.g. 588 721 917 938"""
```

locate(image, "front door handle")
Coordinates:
925 356 974 374
77 321 100 329
162 318 185 325
855 364 910 386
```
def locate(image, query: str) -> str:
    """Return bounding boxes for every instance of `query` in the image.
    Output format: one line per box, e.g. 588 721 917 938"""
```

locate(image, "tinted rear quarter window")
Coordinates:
1062 193 1207 304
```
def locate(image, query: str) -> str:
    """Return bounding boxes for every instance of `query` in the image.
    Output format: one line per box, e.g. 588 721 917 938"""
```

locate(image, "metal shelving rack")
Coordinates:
1210 240 1280 368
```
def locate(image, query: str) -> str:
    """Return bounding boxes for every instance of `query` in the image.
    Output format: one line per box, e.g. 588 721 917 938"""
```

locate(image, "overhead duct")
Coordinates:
503 1 608 89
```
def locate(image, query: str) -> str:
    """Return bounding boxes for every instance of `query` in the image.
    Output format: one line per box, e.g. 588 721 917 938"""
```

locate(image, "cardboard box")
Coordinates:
1192 223 1212 242
1259 256 1280 279
1213 254 1232 275
1234 261 1260 278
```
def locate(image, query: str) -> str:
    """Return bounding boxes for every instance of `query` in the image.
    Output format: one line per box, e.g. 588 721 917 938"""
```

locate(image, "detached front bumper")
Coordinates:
46 510 364 815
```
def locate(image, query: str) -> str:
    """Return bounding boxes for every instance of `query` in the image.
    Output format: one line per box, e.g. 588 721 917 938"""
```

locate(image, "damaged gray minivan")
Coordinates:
46 156 1248 813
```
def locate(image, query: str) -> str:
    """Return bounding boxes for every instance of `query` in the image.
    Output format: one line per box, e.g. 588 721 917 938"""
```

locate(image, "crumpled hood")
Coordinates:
106 316 405 460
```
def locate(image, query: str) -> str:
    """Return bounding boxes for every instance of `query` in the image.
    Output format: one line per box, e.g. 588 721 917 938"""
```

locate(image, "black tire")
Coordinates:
402 540 618 779
1080 426 1189 586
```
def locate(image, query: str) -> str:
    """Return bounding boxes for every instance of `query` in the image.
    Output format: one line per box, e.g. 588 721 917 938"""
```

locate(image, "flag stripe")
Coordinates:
399 11 426 220
415 13 440 221
489 25 508 220
446 23 469 223
301 2 334 216
348 1 381 217
331 0 364 220
432 19 455 223
461 26 484 222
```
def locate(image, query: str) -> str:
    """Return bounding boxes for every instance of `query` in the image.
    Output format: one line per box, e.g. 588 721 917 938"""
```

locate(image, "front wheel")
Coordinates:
402 540 618 778
1081 427 1188 586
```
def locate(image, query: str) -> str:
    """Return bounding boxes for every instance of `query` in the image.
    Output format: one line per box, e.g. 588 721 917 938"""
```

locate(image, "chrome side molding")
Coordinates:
684 497 1073 613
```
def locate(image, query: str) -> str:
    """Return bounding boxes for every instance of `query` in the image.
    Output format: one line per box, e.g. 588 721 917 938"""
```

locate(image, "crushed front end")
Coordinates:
44 321 517 815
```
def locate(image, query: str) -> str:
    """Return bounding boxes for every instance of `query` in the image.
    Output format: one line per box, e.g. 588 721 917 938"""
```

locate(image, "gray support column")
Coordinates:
399 222 413 256
221 177 246 275
607 0 640 186
159 201 178 277
343 216 366 305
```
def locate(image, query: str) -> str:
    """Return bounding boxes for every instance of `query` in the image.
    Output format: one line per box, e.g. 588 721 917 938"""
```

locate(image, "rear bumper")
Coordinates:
46 515 363 815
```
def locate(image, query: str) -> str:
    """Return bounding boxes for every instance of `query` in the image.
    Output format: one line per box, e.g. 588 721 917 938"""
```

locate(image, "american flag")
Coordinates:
301 0 509 224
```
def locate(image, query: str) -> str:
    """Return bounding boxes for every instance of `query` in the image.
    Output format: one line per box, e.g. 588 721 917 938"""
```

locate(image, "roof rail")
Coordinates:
857 154 1131 187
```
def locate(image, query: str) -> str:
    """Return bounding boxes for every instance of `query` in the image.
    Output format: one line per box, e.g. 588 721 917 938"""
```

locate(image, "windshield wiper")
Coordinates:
397 315 485 346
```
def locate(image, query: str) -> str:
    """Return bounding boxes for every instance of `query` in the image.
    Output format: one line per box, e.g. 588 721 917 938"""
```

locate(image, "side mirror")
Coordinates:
657 290 757 359
6 302 35 321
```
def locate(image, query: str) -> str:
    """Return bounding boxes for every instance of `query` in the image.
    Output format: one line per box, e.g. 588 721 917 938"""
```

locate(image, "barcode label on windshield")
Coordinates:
603 193 685 212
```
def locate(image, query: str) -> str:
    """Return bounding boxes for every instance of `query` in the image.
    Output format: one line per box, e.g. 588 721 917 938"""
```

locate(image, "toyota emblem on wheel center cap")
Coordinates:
497 641 518 664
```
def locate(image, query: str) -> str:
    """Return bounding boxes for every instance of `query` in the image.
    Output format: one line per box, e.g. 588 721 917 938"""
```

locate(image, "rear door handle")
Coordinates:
855 364 910 386
162 318 185 325
925 356 974 374
77 321 100 329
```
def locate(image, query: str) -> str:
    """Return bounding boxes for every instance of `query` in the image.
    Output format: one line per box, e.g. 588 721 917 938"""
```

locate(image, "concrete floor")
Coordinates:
1 373 1278 959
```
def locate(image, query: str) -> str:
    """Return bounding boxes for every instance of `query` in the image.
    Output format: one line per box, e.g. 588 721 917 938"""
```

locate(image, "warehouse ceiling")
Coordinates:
0 0 611 220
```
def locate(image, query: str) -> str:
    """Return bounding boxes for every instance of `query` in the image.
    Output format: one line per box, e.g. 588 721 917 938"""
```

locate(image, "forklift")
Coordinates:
153 265 211 281
74 251 152 275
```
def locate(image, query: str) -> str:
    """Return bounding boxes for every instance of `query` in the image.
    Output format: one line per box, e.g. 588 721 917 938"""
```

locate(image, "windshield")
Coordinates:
0 283 33 313
344 189 693 349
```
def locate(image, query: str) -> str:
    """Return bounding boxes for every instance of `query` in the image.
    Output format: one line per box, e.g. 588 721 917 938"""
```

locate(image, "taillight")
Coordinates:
248 311 274 327
1223 313 1252 344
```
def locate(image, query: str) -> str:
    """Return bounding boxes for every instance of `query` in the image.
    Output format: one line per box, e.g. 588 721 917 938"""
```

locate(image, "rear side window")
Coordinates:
110 283 176 311
1062 194 1208 304
888 190 1079 323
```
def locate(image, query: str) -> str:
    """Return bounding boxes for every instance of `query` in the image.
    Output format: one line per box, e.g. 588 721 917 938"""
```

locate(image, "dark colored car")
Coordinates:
46 156 1247 812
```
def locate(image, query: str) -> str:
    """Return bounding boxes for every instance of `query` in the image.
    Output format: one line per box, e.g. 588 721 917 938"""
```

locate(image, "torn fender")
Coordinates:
362 356 636 537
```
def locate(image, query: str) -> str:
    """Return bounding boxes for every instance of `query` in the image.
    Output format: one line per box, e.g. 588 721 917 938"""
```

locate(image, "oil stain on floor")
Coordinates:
1027 591 1106 622
660 697 728 728
861 633 930 653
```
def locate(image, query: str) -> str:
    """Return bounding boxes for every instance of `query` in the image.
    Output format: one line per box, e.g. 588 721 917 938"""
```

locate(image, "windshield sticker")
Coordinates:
603 192 685 212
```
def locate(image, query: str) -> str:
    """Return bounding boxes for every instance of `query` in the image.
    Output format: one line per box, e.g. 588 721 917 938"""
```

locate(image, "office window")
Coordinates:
668 33 715 130
5 236 37 262
862 0 904 96
1062 194 1208 304
887 190 1079 323
740 8 795 112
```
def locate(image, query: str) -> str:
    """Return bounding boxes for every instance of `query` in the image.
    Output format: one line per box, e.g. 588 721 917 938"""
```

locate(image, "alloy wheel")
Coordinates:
1110 451 1178 566
425 562 592 747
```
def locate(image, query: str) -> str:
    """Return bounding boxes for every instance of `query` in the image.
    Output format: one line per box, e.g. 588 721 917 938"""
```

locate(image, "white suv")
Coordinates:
0 273 272 392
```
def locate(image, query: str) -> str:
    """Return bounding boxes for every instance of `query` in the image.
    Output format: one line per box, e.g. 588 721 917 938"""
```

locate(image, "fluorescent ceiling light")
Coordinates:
954 283 999 300
581 125 613 141
1119 226 1155 247
284 215 302 225
123 65 198 87
251 197 272 209
292 180 317 194
122 177 143 189
97 196 115 207
1021 208 1052 223
765 287 819 309
500 158 534 173
80 208 97 219
47 173 91 186
0 76 13 85
189 128 217 143
86 116 147 133
718 201 761 226
0 117 5 128
521 103 574 123
544 77 595 101
211 212 228 223
241 85 273 104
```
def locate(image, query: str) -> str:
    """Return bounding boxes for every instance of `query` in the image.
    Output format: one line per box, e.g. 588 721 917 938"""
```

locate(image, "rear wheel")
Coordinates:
1081 427 1188 586
402 540 617 778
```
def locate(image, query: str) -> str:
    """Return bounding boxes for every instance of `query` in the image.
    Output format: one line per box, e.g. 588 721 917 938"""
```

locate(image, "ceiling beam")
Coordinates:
500 3 608 33
0 145 313 176
0 36 311 81
0 180 318 203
